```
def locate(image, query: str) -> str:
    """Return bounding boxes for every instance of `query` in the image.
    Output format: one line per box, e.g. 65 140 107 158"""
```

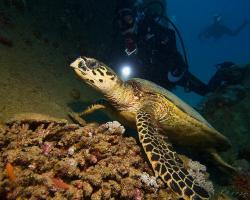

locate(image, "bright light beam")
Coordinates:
120 65 132 80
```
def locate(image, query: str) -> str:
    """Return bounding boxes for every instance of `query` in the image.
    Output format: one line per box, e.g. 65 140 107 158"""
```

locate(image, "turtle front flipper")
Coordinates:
136 107 210 200
68 99 112 125
78 99 109 117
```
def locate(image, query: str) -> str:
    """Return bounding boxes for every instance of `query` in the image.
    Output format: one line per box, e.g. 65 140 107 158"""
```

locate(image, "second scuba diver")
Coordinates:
199 14 249 40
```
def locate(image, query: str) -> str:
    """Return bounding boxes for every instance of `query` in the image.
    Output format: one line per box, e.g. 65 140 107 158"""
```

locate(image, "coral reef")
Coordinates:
1 113 190 200
140 172 159 192
187 160 214 196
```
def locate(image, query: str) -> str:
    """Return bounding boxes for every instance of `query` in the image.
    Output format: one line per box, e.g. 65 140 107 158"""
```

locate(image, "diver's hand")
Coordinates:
125 38 137 56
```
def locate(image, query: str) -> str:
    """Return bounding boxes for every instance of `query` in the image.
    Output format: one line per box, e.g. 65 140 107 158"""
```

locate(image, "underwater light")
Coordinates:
120 65 132 80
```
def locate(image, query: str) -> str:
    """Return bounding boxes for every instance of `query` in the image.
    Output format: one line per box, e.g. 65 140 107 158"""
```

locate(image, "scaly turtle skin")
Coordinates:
70 57 234 200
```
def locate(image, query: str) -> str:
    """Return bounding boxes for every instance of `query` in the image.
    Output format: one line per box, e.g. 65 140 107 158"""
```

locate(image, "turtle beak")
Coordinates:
70 57 89 71
70 57 83 69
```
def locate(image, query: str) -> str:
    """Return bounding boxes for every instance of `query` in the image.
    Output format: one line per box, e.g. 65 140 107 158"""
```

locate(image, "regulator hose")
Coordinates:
163 16 189 69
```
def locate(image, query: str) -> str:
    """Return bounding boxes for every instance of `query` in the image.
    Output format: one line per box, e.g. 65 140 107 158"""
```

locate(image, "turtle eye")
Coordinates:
78 61 83 68
90 61 97 68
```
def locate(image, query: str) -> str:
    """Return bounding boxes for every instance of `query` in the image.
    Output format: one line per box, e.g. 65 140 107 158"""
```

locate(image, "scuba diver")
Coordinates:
199 15 250 40
115 0 212 96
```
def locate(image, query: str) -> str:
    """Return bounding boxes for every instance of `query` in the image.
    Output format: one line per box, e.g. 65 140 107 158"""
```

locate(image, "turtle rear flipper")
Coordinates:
208 150 237 174
136 106 210 200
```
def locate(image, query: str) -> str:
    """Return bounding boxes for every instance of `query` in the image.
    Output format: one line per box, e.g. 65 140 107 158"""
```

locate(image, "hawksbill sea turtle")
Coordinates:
70 57 235 200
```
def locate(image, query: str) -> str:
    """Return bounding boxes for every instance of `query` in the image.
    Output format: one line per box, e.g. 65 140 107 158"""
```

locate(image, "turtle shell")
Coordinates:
128 78 213 128
127 78 233 151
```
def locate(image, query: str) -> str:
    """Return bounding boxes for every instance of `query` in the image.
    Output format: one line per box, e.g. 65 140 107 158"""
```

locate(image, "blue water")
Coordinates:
167 0 250 105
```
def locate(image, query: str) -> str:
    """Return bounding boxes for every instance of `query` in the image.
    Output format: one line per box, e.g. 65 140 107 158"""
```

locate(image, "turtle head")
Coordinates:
70 57 122 93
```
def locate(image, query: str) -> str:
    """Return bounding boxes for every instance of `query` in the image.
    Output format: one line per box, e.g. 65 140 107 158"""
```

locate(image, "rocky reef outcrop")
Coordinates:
199 63 250 200
0 113 219 200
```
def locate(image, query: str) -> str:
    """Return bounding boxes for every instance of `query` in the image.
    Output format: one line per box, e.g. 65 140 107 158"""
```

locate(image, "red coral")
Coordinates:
5 162 16 182
41 142 54 155
133 188 143 200
231 171 250 200
51 177 70 190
